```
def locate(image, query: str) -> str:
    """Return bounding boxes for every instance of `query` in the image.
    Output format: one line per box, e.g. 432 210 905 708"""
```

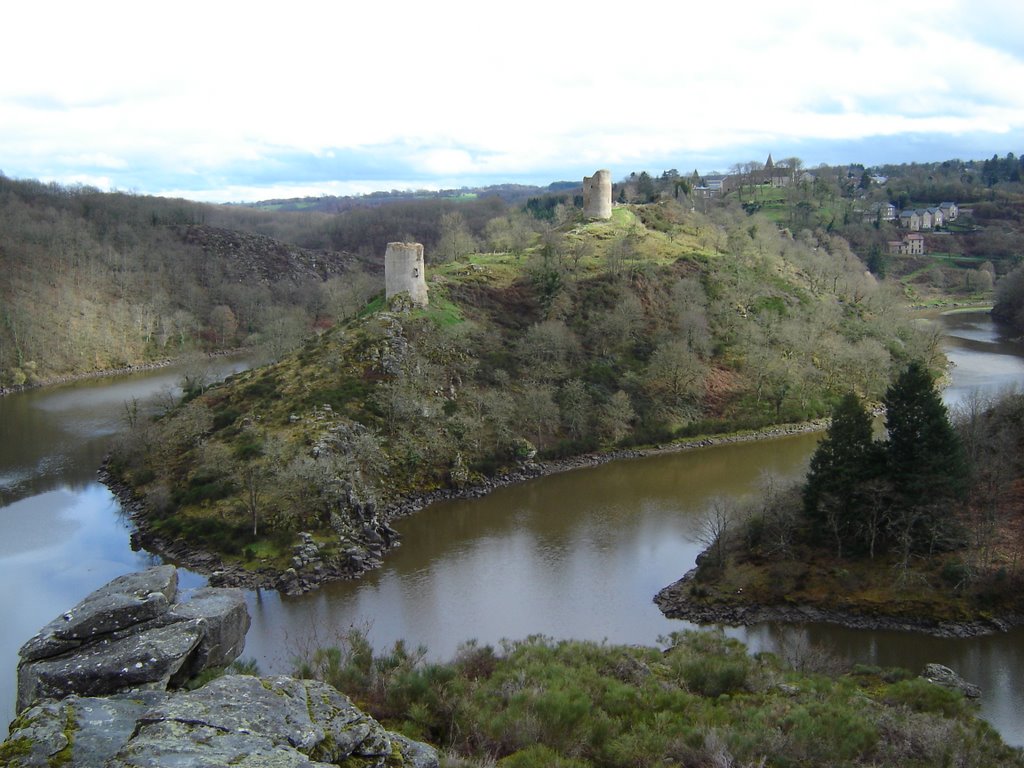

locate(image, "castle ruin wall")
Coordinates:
384 242 429 307
583 169 612 220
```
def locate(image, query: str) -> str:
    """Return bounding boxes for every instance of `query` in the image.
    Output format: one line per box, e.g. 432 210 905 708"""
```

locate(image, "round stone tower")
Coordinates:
583 169 612 220
384 242 428 307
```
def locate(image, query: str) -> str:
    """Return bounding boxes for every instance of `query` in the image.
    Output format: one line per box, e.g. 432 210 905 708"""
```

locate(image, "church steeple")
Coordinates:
765 153 774 169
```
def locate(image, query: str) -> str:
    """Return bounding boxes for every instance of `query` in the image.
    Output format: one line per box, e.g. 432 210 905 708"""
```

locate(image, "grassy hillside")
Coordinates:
108 200 936 582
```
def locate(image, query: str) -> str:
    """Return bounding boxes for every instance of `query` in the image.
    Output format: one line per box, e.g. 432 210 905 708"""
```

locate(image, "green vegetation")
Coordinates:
805 363 968 561
7 155 1021 388
290 628 1023 768
109 198 937 572
0 176 382 386
674 376 1024 626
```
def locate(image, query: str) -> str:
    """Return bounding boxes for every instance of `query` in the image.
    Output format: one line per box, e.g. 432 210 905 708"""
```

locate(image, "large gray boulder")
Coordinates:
4 675 438 768
16 566 249 713
19 566 179 662
16 619 205 711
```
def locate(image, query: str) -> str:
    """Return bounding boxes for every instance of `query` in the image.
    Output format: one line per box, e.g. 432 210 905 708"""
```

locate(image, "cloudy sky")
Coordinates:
3 1 1023 202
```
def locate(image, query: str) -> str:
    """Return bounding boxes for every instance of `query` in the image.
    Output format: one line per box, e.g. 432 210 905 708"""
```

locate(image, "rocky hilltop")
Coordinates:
2 566 437 768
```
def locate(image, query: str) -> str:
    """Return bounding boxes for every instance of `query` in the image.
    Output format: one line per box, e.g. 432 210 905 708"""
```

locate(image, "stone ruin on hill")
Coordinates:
583 169 612 220
385 241 429 308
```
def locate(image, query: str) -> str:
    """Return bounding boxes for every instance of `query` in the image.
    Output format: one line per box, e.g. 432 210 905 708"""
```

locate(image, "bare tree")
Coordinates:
696 497 736 568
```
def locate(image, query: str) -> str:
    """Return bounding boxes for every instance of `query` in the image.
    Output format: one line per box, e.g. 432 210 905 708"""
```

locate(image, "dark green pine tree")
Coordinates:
804 392 882 557
883 361 969 552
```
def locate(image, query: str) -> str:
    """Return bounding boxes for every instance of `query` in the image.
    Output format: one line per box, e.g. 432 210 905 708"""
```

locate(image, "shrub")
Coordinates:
455 641 498 680
679 655 749 698
884 678 966 717
782 700 879 763
233 435 264 460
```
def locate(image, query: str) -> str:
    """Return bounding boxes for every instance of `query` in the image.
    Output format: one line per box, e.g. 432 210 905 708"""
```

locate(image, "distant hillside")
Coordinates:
108 201 935 589
246 181 581 213
0 178 376 387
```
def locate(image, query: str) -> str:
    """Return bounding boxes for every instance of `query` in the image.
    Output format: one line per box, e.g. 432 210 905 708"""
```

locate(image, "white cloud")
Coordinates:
3 0 1024 200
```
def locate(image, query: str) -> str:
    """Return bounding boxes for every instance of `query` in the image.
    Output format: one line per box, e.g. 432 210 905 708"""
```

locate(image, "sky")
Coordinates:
3 0 1024 203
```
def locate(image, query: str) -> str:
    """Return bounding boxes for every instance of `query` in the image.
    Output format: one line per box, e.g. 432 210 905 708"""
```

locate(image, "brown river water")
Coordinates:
1 311 1022 744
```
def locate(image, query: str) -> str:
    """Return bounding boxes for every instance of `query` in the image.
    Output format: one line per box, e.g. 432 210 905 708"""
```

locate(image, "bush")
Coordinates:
884 678 966 717
288 634 1019 768
679 655 749 697
782 700 879 763
176 476 236 505
942 559 972 589
233 435 264 460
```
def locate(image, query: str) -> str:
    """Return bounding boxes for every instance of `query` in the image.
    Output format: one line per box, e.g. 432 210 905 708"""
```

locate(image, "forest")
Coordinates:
0 176 532 386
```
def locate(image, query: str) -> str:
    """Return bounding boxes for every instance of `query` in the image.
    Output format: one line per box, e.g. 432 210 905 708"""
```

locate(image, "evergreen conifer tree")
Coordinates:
883 361 968 552
804 392 882 556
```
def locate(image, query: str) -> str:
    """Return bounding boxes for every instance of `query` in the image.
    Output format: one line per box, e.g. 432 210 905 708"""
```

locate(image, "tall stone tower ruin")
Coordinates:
384 242 429 307
583 169 612 220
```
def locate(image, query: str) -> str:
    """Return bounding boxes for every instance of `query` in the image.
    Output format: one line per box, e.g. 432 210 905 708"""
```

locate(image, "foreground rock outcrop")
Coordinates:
5 566 438 768
16 565 249 712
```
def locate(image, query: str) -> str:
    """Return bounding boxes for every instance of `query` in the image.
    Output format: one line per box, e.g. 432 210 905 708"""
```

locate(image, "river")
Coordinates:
1 312 1023 745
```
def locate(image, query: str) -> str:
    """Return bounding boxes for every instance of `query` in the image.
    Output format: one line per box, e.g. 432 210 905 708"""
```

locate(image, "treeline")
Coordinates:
803 364 968 563
218 189 563 258
993 262 1024 333
757 369 1024 584
247 180 574 213
680 369 1024 631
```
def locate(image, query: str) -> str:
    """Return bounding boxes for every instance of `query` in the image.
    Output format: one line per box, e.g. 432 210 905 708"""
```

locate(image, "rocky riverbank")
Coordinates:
655 565 1024 639
102 418 831 594
101 468 379 595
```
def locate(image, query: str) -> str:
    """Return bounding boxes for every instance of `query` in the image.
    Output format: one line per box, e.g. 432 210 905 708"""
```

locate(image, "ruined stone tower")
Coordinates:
384 242 428 307
583 169 612 220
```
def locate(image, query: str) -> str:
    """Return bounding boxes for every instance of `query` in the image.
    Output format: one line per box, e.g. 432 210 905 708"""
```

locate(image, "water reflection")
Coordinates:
939 312 1024 407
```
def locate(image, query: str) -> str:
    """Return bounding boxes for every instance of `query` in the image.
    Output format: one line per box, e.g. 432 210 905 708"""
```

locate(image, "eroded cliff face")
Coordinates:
4 566 438 768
